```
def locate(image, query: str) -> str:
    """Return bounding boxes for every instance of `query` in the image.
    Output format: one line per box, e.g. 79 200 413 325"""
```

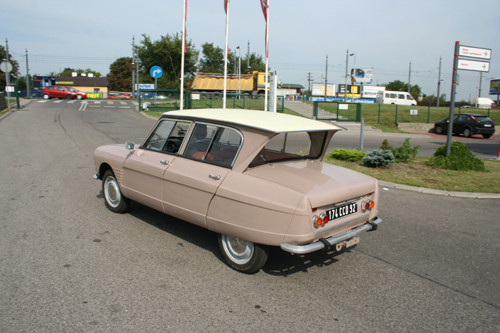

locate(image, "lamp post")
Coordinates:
344 49 354 102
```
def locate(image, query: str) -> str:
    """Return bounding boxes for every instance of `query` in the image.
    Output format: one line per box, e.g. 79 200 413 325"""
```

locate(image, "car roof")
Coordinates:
162 109 343 133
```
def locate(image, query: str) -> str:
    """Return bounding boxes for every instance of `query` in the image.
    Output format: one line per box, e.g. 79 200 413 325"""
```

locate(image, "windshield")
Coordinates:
249 131 327 167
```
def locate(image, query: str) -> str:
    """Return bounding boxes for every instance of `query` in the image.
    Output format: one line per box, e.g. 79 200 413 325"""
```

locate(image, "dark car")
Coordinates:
434 113 495 139
42 85 76 100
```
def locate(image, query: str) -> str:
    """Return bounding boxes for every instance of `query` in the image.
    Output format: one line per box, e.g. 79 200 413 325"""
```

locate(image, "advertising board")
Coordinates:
490 78 500 95
351 68 373 84
362 85 385 98
312 82 336 97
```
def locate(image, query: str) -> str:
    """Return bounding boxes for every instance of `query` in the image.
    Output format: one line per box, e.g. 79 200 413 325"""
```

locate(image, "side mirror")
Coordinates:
125 141 135 150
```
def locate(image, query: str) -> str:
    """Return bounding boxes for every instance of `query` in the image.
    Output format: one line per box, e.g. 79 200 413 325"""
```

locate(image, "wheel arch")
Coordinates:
97 163 113 180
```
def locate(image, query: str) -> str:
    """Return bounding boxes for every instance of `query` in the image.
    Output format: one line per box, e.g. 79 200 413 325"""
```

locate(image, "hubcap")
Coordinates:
104 176 121 208
221 235 254 265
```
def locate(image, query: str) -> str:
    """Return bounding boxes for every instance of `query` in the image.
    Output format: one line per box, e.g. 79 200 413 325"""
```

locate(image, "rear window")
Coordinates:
474 116 493 122
250 131 327 167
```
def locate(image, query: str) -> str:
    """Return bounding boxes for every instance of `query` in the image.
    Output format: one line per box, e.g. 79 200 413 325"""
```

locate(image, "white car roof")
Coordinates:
163 109 343 133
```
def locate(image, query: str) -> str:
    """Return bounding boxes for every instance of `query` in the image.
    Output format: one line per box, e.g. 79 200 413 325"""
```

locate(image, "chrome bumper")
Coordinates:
280 217 382 255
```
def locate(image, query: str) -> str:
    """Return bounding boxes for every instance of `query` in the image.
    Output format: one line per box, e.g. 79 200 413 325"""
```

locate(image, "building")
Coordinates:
55 76 109 98
277 83 304 100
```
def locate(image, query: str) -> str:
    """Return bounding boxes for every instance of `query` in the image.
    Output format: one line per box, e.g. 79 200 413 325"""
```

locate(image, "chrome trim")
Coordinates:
280 217 382 255
314 213 370 236
93 173 99 180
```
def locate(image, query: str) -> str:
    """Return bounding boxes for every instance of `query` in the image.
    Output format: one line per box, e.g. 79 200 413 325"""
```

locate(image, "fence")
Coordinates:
139 90 285 113
311 101 499 124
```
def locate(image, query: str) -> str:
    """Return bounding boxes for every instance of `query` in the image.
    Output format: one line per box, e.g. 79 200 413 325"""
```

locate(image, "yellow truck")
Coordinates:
190 71 268 95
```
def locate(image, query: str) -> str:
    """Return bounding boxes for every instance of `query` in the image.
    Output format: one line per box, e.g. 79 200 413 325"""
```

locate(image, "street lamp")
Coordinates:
237 46 241 98
344 49 355 102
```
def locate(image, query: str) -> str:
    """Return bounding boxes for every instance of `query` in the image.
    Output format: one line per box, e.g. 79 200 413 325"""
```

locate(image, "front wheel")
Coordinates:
218 234 268 274
434 125 444 134
102 170 129 213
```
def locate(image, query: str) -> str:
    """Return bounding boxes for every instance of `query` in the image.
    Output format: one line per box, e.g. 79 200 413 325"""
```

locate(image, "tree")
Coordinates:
385 80 421 100
228 50 265 74
198 43 224 73
57 68 102 77
108 57 133 91
136 33 198 89
0 45 20 90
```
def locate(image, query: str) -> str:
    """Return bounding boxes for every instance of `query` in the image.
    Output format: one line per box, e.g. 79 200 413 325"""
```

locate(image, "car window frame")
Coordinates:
181 121 244 169
141 119 192 154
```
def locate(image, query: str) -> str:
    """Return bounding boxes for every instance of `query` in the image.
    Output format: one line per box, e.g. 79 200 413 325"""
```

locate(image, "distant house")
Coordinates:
277 83 304 99
55 76 109 98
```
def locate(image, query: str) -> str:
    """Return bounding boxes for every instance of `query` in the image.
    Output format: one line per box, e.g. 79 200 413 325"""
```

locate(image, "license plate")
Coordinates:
327 202 358 221
484 124 492 127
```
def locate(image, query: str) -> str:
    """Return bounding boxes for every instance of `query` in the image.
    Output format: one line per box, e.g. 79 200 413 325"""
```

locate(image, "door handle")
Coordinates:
209 174 221 180
160 160 169 165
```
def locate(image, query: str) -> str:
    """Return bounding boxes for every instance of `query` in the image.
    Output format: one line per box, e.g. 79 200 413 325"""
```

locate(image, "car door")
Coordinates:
162 123 243 227
122 119 191 212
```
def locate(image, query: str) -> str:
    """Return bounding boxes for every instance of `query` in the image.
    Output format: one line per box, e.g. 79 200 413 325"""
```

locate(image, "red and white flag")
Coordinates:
183 0 188 53
260 0 269 58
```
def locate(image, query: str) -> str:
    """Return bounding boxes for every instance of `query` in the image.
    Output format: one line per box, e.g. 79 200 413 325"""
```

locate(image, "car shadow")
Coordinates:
100 194 352 276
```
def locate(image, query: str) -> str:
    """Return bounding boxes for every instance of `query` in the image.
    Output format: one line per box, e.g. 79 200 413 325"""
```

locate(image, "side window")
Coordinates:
143 119 190 153
183 123 242 168
406 94 413 100
398 94 405 99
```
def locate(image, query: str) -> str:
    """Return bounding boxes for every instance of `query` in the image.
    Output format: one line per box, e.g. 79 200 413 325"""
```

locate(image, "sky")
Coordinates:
1 0 499 102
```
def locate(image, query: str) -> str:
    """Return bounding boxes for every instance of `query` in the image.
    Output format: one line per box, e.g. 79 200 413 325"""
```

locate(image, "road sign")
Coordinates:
150 66 163 79
457 58 490 72
0 61 13 73
458 45 491 60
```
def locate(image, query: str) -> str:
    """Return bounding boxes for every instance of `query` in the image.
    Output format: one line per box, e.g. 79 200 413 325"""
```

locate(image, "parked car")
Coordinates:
93 109 382 273
107 92 132 99
63 87 87 100
42 85 76 99
434 113 495 139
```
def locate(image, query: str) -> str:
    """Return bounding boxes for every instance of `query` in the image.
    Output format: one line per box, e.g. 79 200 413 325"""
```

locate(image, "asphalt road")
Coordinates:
1 101 499 332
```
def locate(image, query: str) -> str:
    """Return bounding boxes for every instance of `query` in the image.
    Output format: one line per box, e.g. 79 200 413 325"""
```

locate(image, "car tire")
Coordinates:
43 94 50 100
102 170 129 213
218 234 268 274
65 94 73 100
482 133 492 139
435 125 444 134
463 127 472 138
77 95 82 100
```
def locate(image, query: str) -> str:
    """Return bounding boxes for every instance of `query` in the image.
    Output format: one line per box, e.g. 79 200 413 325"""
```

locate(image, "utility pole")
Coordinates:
25 49 30 98
307 72 313 92
407 61 412 93
436 56 442 107
324 55 328 102
247 41 250 73
5 38 11 105
132 36 135 97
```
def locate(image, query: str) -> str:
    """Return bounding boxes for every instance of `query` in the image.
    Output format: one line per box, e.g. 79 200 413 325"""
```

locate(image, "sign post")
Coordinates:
446 42 491 157
150 66 163 90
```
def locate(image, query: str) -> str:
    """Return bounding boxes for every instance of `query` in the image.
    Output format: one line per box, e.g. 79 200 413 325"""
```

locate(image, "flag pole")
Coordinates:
180 0 187 110
223 0 230 109
262 0 269 112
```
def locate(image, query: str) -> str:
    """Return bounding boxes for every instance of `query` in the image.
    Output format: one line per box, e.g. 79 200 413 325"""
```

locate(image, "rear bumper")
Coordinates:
280 217 382 254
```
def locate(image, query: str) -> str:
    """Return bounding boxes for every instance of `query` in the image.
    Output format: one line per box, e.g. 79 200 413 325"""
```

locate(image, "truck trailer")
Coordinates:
190 71 268 95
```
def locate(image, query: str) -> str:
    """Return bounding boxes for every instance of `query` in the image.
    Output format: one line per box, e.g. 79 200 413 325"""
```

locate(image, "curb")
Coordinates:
379 181 500 199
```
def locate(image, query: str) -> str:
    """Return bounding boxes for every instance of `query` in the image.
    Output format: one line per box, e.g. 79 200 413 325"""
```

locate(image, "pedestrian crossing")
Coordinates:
37 99 138 109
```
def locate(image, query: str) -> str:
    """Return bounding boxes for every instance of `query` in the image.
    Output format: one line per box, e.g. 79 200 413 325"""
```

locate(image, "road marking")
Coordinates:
79 102 88 111
53 100 63 103
107 101 114 105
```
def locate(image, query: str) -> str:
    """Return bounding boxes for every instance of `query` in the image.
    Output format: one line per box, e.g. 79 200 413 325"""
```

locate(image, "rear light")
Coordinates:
312 213 329 228
361 200 375 212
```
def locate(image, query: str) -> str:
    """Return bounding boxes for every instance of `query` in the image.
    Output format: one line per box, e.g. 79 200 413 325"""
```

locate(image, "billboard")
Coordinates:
312 82 336 96
362 85 385 98
351 68 373 84
490 78 500 95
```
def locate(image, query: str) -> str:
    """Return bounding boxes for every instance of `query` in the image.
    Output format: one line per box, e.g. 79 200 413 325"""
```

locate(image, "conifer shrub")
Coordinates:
329 149 366 162
379 138 419 163
426 141 485 171
362 149 395 168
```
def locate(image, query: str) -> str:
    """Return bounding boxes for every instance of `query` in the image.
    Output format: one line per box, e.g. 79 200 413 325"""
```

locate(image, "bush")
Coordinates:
426 141 485 171
380 138 419 163
363 149 395 168
329 149 366 162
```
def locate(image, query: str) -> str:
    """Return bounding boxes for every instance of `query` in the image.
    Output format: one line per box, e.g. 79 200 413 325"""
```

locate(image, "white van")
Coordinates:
376 91 417 105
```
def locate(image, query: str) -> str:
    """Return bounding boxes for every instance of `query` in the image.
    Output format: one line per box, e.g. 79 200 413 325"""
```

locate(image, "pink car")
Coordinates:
93 109 382 273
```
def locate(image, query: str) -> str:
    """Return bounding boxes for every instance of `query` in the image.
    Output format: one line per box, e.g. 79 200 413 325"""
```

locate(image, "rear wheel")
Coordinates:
463 127 472 138
218 234 268 274
43 94 50 100
102 170 129 213
65 94 73 100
